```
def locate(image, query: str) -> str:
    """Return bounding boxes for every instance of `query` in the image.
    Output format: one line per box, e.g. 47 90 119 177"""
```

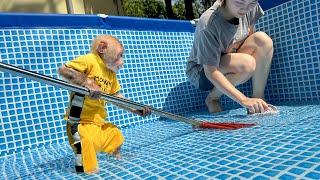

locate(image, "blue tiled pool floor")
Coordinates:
1 102 320 179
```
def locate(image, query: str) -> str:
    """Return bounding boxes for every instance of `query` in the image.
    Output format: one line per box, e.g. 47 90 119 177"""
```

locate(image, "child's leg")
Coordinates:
205 53 256 112
198 69 223 113
236 32 274 99
205 91 223 113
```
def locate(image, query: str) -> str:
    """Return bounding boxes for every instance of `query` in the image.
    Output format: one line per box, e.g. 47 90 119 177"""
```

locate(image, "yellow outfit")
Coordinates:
64 53 124 173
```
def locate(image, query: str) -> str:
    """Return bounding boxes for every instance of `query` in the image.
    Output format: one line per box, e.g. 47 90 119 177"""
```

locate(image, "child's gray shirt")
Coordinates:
186 2 264 89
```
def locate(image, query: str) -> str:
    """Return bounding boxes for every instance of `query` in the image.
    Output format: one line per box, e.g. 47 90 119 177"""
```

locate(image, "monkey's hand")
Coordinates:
131 106 152 117
83 78 101 99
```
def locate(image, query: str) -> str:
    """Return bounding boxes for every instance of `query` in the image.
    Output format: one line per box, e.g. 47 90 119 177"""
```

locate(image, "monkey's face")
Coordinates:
101 45 124 72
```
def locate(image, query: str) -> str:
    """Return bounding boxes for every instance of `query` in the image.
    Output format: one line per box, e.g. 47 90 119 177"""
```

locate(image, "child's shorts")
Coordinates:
66 122 124 173
198 69 214 91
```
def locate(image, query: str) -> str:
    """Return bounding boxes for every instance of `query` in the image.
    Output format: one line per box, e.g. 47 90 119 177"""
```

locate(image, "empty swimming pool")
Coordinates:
0 0 319 179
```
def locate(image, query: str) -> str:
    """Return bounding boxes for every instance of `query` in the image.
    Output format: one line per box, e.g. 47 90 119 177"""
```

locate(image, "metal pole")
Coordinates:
0 62 200 126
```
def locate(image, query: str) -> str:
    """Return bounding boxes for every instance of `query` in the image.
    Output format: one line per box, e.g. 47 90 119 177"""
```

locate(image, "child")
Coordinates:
58 35 150 174
186 0 275 114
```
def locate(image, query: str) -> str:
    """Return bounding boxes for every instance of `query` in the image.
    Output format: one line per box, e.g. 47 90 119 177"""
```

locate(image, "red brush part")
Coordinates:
198 122 256 130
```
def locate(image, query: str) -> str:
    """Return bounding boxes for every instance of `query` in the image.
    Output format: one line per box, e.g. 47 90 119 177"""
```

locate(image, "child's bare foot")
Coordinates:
205 99 223 113
85 168 100 174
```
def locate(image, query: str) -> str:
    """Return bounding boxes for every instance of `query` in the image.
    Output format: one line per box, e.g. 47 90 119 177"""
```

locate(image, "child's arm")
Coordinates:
112 93 151 117
204 65 268 113
248 25 255 36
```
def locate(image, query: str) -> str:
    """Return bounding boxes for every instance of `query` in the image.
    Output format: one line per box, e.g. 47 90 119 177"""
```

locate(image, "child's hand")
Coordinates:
241 97 269 114
83 78 101 99
132 106 151 117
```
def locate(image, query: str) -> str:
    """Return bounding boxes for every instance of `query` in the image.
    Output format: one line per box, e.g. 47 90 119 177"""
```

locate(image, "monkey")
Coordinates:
58 35 151 174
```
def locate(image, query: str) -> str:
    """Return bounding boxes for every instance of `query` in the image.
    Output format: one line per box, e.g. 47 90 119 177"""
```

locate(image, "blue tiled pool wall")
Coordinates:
259 0 293 11
259 0 320 103
0 28 208 156
0 0 319 157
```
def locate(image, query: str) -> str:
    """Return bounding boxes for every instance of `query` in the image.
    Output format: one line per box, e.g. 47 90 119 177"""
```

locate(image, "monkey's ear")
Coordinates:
97 41 108 53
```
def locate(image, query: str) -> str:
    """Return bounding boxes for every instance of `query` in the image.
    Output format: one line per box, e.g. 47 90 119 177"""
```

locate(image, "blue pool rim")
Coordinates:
0 12 195 32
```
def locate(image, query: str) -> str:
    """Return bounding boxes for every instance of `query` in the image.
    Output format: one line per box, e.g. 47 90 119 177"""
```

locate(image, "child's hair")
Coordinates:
212 0 226 6
220 0 226 6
